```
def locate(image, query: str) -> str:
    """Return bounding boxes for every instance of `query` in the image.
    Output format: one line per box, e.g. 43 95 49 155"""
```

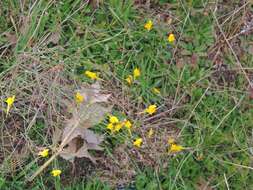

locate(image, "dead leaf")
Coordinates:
80 103 111 126
59 82 110 163
64 104 111 133
75 143 96 163
79 82 111 104
60 138 78 162
83 129 104 145
62 126 87 144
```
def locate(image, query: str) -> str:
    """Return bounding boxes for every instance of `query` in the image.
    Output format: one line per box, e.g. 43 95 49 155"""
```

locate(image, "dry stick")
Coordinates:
212 7 253 88
224 173 230 190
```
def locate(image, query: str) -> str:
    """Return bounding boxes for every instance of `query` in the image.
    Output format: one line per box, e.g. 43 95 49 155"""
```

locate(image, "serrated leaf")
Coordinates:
83 129 104 144
79 103 111 126
59 138 77 162
75 143 96 163
58 82 110 163
79 82 111 104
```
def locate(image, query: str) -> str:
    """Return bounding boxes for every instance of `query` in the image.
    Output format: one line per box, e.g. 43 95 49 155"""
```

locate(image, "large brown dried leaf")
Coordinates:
59 82 111 163
79 82 111 104
75 144 96 163
60 138 78 162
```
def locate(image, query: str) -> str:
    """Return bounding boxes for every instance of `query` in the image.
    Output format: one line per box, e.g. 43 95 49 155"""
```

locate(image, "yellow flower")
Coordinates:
38 148 49 158
168 33 175 43
133 138 143 147
148 128 154 138
126 75 133 85
84 70 98 80
106 123 114 132
144 20 153 31
109 115 119 124
169 143 184 153
133 68 141 79
124 120 132 129
51 169 62 177
145 105 157 115
168 138 175 145
5 95 15 114
75 92 84 104
114 122 124 132
152 88 160 94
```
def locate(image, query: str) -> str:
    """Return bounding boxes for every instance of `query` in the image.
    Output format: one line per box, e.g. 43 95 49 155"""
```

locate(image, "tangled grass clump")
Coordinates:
0 53 76 175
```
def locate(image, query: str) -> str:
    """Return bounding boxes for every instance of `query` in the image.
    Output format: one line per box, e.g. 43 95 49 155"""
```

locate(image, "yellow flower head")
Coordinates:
109 115 119 124
126 75 133 85
5 95 15 114
148 128 154 138
133 138 143 147
51 169 62 177
152 88 160 94
145 104 157 115
84 70 98 80
169 143 184 153
106 123 114 132
168 33 175 43
124 120 132 129
133 68 140 79
38 148 49 158
75 92 84 104
114 122 123 132
144 20 153 31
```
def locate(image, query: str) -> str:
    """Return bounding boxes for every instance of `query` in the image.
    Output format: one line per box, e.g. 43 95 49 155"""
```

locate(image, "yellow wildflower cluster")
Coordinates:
144 20 153 31
106 115 132 134
168 138 184 153
126 68 141 85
